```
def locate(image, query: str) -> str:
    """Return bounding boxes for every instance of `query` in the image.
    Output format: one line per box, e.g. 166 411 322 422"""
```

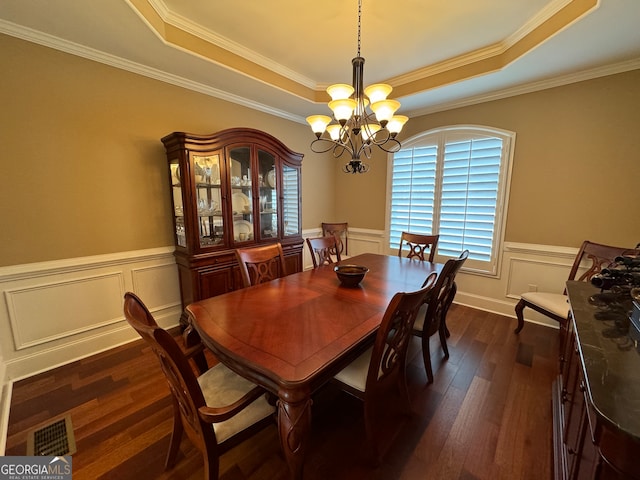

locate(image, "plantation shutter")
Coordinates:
438 136 502 262
389 144 437 250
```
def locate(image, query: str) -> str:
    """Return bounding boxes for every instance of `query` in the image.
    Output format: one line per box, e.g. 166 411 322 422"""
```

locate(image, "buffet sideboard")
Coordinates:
553 281 640 480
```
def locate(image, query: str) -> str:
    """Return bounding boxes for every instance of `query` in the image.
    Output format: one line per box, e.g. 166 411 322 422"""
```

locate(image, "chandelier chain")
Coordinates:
357 0 361 57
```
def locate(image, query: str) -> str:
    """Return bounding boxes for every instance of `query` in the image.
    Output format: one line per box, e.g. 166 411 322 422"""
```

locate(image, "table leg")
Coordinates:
277 395 312 480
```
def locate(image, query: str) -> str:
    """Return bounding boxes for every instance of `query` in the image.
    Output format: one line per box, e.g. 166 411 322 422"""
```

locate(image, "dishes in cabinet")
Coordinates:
234 220 253 241
171 164 181 185
232 192 250 214
267 169 276 188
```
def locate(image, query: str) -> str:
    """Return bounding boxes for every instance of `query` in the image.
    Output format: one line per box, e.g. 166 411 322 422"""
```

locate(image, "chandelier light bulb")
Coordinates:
361 123 381 143
370 99 401 126
306 115 332 137
364 84 393 104
326 124 346 141
328 99 357 124
387 115 409 136
327 84 354 101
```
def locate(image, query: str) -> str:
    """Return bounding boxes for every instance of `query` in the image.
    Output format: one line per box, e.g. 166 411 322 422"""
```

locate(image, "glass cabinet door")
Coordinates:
170 160 186 247
258 149 277 240
282 164 300 237
193 154 224 248
228 146 254 243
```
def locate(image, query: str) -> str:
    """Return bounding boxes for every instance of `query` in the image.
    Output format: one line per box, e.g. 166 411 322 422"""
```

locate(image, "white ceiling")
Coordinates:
1 0 639 124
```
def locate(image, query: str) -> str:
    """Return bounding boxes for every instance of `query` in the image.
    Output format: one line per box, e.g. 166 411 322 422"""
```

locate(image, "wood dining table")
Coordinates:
185 252 442 479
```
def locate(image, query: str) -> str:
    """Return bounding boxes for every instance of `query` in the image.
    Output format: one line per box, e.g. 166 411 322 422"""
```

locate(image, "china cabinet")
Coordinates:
161 128 303 325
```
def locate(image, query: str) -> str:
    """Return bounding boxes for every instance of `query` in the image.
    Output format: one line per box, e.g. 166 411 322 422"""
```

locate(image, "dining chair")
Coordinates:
123 292 274 480
306 235 341 268
411 250 469 384
235 242 287 288
321 222 349 259
333 272 438 462
514 240 640 333
398 232 439 262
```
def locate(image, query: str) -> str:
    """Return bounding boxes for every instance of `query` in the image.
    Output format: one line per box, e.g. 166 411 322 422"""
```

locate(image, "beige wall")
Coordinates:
0 34 338 266
338 69 640 249
2 33 640 268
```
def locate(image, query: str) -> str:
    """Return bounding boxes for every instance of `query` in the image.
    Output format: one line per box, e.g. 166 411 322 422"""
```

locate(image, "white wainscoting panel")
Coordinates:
349 228 385 256
131 264 181 311
0 247 182 382
506 257 574 300
5 272 125 350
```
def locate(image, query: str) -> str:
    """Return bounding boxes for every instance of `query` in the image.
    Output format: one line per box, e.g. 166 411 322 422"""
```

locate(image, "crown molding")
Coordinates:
388 0 592 87
409 58 640 117
507 0 575 47
147 0 317 89
0 19 305 124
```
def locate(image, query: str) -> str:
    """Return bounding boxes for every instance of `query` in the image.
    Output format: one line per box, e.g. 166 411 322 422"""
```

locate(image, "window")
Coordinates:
387 125 514 276
282 164 299 235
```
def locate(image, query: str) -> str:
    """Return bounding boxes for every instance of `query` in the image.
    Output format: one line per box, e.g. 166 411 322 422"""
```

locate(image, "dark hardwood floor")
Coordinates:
6 304 558 479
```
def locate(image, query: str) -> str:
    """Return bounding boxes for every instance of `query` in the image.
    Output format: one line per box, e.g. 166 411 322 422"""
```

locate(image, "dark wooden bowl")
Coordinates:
334 265 369 287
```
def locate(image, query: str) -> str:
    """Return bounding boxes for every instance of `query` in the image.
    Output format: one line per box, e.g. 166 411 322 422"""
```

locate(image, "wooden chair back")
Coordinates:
306 236 341 268
414 250 469 383
321 222 349 257
361 272 438 459
123 292 273 479
567 240 640 284
421 250 469 338
235 242 287 288
398 232 439 262
123 292 214 474
366 272 438 396
514 240 640 333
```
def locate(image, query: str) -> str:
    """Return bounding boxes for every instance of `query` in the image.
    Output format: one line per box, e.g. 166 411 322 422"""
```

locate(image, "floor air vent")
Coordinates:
26 415 77 456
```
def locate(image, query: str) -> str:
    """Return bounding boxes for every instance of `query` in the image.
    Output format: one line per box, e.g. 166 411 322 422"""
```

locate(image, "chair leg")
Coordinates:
514 299 526 334
438 325 450 359
363 404 382 467
165 399 183 469
202 445 220 480
422 337 434 384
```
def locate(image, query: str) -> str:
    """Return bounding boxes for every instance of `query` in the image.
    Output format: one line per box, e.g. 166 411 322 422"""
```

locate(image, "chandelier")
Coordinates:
306 0 408 174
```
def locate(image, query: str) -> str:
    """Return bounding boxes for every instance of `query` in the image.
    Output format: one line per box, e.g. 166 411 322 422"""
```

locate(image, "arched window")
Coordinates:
386 125 515 276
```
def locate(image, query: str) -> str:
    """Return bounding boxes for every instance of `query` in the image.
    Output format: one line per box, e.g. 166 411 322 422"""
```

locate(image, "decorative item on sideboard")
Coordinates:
588 250 640 341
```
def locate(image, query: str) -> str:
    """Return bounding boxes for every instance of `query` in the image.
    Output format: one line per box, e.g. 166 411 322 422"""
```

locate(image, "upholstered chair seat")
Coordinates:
517 292 569 320
197 363 274 444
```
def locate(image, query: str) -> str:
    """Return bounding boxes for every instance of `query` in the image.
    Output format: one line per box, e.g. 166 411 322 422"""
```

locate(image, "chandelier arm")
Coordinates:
331 144 351 159
371 137 402 153
369 134 402 153
355 142 372 160
310 138 355 157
